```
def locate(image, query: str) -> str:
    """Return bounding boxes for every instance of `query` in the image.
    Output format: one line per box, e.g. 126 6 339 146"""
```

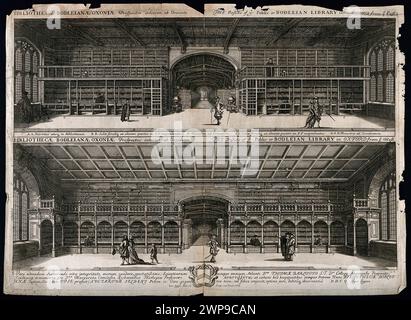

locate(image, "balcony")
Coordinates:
238 65 370 79
39 65 169 80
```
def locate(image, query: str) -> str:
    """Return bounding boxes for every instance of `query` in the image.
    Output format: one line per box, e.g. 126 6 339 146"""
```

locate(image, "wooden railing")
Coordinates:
39 199 56 209
229 201 345 213
39 65 169 79
239 65 370 79
36 198 374 216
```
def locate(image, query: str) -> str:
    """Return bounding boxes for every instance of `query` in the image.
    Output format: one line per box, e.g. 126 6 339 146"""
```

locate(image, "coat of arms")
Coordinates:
188 264 219 287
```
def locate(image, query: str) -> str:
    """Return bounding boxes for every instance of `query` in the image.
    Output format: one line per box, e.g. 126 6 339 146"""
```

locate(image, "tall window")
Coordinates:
13 173 29 242
369 39 395 103
15 39 40 103
379 172 396 241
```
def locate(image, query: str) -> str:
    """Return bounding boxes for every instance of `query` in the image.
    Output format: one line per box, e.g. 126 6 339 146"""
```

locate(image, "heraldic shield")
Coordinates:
188 264 219 287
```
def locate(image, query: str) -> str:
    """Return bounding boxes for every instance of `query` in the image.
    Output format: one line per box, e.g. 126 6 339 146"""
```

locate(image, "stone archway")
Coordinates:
180 196 229 248
171 53 237 109
367 158 395 207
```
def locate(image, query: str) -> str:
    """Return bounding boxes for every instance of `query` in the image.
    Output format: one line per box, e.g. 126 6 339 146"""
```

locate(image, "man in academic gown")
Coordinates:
119 235 130 265
128 236 146 264
280 232 296 261
150 243 159 264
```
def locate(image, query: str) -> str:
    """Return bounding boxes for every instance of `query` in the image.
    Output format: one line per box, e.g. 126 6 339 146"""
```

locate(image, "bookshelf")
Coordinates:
239 78 365 115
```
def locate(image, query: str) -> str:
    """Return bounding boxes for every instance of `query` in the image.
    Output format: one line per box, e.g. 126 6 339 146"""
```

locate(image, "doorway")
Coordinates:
181 196 228 248
171 54 237 110
355 219 369 256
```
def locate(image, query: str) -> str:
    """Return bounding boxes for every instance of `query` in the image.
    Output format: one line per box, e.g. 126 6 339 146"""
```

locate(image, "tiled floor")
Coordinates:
16 109 395 130
14 245 396 271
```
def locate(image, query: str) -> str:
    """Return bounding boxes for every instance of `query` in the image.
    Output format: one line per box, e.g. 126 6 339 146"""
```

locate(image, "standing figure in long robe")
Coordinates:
16 91 32 123
120 101 130 122
213 97 224 125
119 235 130 265
208 235 220 263
305 97 322 128
150 243 159 264
128 236 145 264
280 232 296 261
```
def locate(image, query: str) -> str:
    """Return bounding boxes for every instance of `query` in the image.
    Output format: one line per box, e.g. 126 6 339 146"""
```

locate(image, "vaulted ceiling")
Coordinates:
20 142 386 183
173 54 236 89
15 17 395 50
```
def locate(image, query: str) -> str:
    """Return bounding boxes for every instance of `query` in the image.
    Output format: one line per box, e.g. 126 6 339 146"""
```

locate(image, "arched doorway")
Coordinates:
171 54 237 110
355 219 369 256
181 196 228 247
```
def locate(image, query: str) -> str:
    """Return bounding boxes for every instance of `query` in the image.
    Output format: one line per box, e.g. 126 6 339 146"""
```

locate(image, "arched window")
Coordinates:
13 173 29 242
386 73 395 103
14 39 40 103
370 76 376 101
369 39 395 103
379 172 396 241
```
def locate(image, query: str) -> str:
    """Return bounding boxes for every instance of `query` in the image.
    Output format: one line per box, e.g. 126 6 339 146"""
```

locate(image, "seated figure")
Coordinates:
249 235 262 247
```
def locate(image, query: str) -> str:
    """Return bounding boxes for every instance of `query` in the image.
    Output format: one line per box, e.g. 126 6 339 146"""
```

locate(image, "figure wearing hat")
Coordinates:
305 96 322 129
207 234 220 263
280 232 296 261
213 96 224 125
172 96 182 113
119 235 130 265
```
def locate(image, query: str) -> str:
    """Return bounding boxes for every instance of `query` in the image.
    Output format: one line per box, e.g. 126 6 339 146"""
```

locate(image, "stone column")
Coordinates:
52 221 56 258
77 201 81 254
244 203 248 253
61 222 64 248
295 222 298 253
327 223 331 253
178 220 182 253
161 223 165 254
110 201 114 251
94 201 98 254
182 219 192 249
144 223 148 253
261 204 264 254
144 201 148 253
227 213 231 253
161 203 165 254
353 219 357 256
244 223 248 253
311 222 314 253
217 218 224 249
344 223 348 247
277 219 281 253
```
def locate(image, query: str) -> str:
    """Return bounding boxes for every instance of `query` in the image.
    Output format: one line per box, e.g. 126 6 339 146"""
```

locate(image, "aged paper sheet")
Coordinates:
4 3 405 296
